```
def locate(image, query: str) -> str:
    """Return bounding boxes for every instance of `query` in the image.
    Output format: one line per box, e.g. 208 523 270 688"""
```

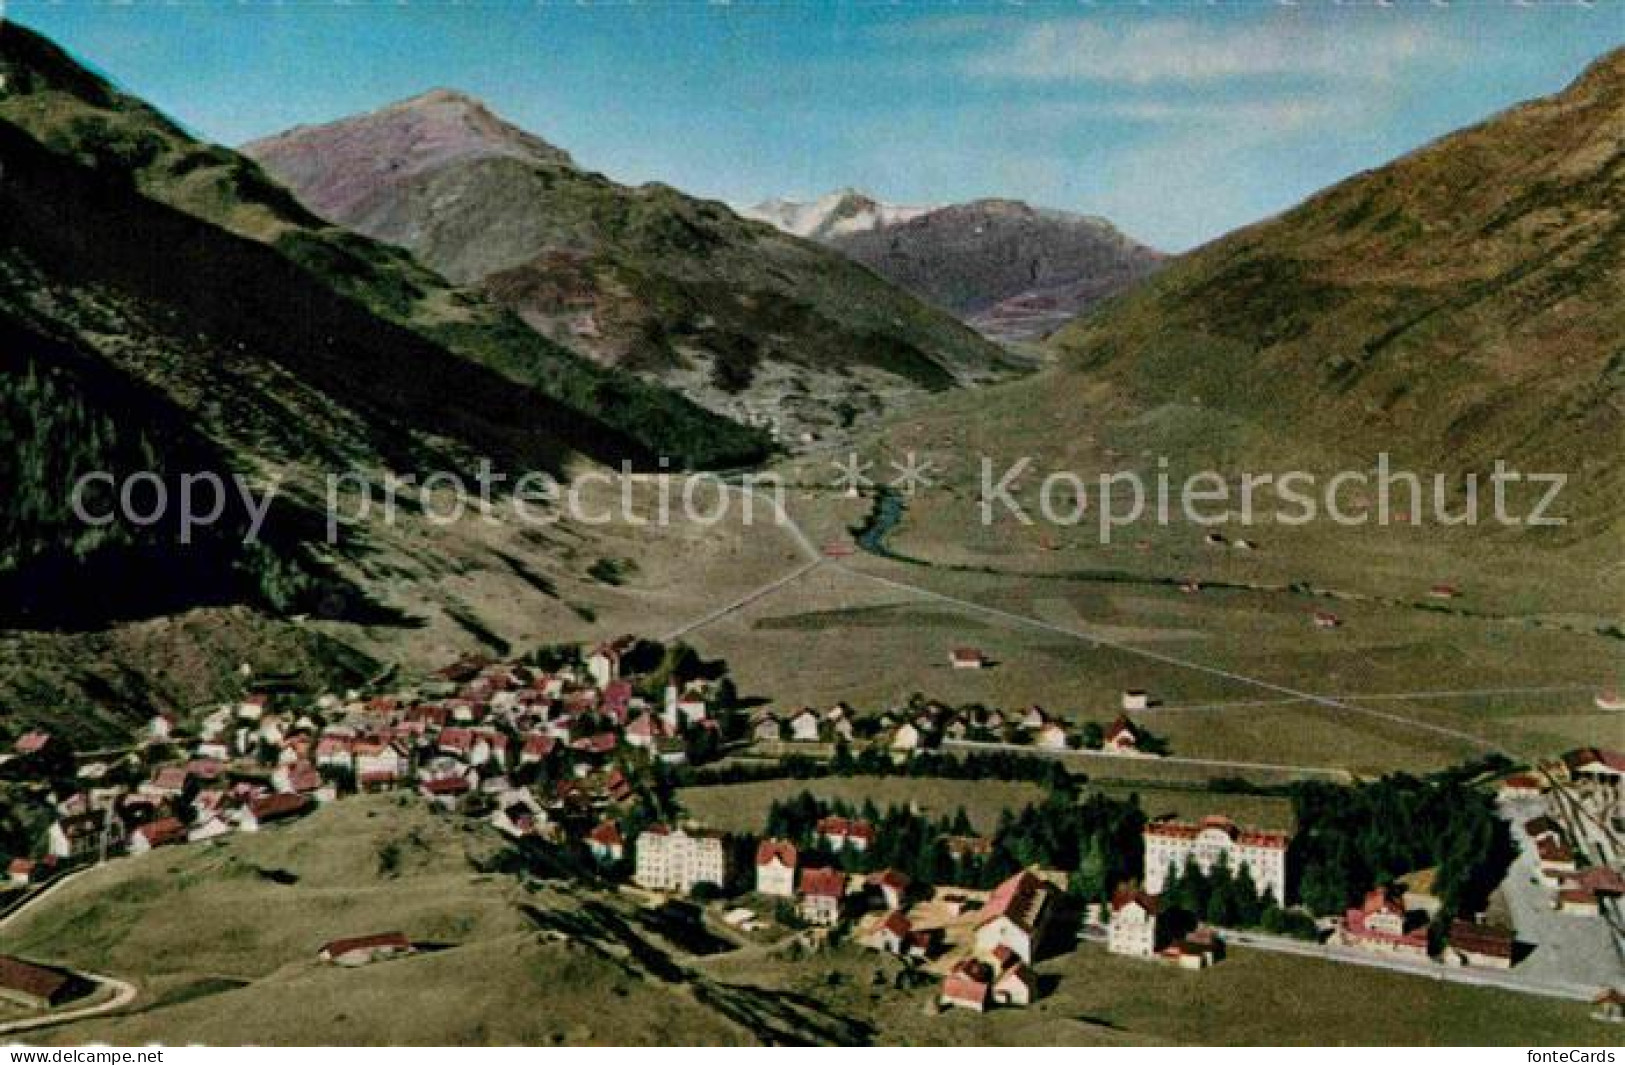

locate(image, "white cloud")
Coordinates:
960 16 1461 86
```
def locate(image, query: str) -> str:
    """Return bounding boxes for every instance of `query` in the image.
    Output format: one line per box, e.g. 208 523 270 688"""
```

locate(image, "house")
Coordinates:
0 955 84 1011
520 733 557 765
975 871 1053 964
1498 774 1546 800
862 910 912 955
143 765 191 799
318 932 415 967
586 636 636 688
754 839 798 897
47 810 125 861
1428 584 1460 600
1143 816 1289 905
1339 887 1429 958
418 776 472 810
817 817 875 853
239 793 312 832
587 821 625 862
1596 691 1625 712
788 709 822 744
188 815 233 843
950 647 987 670
1161 927 1223 970
1559 889 1601 916
1035 723 1070 751
1446 920 1515 969
890 722 923 754
147 713 177 741
798 866 848 926
128 817 187 855
1120 690 1151 712
1103 715 1142 754
1594 989 1625 1023
1313 611 1342 629
751 713 783 743
940 958 992 1012
634 826 727 894
1108 889 1160 957
991 960 1036 1006
866 868 910 911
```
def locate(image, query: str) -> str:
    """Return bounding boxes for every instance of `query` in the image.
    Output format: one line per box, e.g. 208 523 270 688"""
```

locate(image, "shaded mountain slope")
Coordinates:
0 25 767 469
827 198 1166 342
245 93 1016 441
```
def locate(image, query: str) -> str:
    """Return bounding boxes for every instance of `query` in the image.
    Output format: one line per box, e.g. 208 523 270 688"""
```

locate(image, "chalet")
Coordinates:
47 810 125 861
950 648 987 670
1428 584 1460 600
862 910 912 955
1121 690 1151 712
798 866 848 926
991 960 1036 1006
1161 927 1223 970
754 839 798 897
0 955 84 1011
239 793 312 832
817 817 875 853
318 932 415 967
866 868 910 911
128 817 187 855
940 958 992 1012
788 709 822 744
1312 611 1342 630
1594 989 1625 1024
587 636 636 688
1103 715 1142 754
1339 887 1429 958
1035 723 1070 751
1108 889 1160 957
1498 774 1545 800
1446 920 1515 969
587 821 625 862
975 871 1053 964
751 712 784 743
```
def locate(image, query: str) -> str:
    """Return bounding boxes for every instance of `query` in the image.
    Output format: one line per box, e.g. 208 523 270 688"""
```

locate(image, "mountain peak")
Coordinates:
243 87 573 223
740 188 933 240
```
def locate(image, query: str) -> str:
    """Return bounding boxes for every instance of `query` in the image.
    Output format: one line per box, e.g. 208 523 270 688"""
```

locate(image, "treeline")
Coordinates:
1289 769 1514 918
1158 854 1315 939
758 785 1145 897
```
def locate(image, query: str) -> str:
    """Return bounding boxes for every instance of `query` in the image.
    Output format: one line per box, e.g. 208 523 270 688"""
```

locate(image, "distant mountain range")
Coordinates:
246 96 1015 443
744 191 1166 343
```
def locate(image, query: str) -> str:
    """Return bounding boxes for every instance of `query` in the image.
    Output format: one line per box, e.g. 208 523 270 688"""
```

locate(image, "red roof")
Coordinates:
1448 920 1513 959
420 776 471 796
0 955 73 1003
799 866 847 899
320 932 411 959
13 731 52 755
1144 816 1289 850
980 871 1049 932
755 839 798 868
878 910 911 937
942 958 991 1003
1111 887 1160 915
249 793 311 822
588 821 624 849
135 818 187 848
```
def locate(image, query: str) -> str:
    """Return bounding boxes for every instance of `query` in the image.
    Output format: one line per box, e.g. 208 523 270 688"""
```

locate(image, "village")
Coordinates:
0 635 1622 1024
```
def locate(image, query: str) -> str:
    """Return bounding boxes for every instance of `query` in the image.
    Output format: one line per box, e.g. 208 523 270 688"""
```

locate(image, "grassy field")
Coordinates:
678 776 1049 835
678 775 1296 837
697 939 1620 1046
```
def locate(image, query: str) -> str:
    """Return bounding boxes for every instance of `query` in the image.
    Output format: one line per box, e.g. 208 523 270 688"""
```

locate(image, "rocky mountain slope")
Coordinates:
246 98 1015 444
748 193 1166 343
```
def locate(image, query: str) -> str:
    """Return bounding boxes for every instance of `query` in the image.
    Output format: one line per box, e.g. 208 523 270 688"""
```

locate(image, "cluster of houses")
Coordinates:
3 637 729 889
752 691 1157 758
1499 753 1625 917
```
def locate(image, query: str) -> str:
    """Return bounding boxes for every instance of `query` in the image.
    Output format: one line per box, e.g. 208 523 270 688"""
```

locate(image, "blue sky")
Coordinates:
6 1 1620 250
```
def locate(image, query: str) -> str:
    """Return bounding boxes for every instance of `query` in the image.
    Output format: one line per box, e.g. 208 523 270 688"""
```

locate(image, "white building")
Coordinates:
754 839 798 897
1108 889 1160 957
634 825 727 894
1143 816 1289 904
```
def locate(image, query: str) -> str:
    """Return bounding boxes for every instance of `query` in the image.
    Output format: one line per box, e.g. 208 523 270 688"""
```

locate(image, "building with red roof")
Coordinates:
975 870 1053 964
798 866 849 926
1339 887 1429 958
754 839 798 897
940 958 992 1012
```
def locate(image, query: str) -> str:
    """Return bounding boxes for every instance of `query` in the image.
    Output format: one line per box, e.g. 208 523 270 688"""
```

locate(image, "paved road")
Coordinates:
942 737 1350 781
0 865 139 1036
1222 927 1603 1002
